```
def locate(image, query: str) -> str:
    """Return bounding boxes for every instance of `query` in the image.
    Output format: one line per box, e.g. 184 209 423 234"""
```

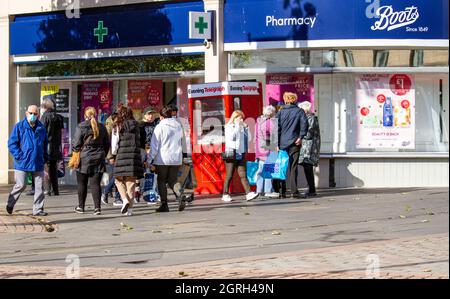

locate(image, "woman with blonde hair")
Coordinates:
222 110 259 202
71 107 110 215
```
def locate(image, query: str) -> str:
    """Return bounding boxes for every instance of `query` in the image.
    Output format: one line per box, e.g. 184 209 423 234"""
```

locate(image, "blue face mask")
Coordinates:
27 114 38 122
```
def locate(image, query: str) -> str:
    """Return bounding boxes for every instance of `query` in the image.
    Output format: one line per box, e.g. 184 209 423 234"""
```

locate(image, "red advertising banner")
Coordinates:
80 82 113 123
128 80 163 111
266 74 314 111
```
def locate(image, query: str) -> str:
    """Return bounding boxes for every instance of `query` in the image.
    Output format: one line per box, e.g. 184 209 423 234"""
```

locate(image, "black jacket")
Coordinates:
72 120 110 175
277 104 308 150
40 109 64 161
139 118 160 149
113 120 145 179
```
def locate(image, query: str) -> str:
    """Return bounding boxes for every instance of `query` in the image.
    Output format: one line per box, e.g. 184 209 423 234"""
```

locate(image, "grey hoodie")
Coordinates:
149 118 184 166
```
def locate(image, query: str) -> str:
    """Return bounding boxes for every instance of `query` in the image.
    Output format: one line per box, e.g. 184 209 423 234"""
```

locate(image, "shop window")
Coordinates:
410 50 424 67
373 50 389 67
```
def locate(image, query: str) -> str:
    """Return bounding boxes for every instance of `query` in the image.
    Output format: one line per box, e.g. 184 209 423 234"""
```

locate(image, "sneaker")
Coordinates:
265 192 280 198
147 201 157 205
113 199 123 207
44 190 51 196
26 190 35 196
246 192 259 201
222 194 233 202
34 211 48 216
178 196 187 212
156 204 169 213
74 207 84 214
6 205 13 215
121 202 130 215
133 198 139 204
101 193 109 205
93 209 101 215
301 192 317 198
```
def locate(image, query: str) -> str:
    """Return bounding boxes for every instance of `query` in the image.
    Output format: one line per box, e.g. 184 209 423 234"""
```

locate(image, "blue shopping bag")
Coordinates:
261 150 289 180
143 172 159 203
246 161 259 186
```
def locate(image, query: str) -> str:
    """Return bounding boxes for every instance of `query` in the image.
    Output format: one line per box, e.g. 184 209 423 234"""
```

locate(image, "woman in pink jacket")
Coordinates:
255 106 279 198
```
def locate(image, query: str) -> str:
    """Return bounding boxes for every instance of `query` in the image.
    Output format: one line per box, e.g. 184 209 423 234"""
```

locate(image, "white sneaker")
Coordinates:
222 194 233 202
265 192 280 198
122 209 133 216
246 192 259 201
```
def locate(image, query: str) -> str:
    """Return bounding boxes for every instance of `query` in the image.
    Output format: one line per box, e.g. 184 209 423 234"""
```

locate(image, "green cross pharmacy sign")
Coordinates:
189 12 212 40
94 21 108 43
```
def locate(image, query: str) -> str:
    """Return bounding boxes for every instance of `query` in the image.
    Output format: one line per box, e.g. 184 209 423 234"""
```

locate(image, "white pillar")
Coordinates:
203 0 227 83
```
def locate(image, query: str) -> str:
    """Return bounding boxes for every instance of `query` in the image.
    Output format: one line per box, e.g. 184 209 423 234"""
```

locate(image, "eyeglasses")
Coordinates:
27 111 38 115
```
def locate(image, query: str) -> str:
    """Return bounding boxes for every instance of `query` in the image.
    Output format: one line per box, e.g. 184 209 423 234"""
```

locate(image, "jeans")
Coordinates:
256 160 273 194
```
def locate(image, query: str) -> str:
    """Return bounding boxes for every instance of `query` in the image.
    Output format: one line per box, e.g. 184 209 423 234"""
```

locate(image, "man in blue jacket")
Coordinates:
277 92 309 198
6 105 49 216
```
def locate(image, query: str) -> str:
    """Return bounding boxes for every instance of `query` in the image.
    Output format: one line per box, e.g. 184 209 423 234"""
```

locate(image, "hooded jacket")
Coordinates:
149 118 183 166
113 120 144 178
40 108 64 161
8 118 48 172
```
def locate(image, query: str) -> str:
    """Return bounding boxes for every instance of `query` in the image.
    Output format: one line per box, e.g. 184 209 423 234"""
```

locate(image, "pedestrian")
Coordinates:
102 111 122 207
255 106 279 198
222 110 259 203
148 105 186 213
277 92 308 198
112 106 145 216
6 105 48 216
40 98 64 196
298 101 321 197
71 107 110 215
135 107 160 204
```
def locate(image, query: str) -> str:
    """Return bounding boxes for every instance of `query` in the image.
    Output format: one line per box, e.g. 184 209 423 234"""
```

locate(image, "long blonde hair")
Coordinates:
227 110 245 125
84 107 99 140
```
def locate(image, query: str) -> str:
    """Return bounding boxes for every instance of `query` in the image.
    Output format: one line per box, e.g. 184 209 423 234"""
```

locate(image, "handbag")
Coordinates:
68 135 92 170
261 150 289 180
100 172 110 187
143 171 159 203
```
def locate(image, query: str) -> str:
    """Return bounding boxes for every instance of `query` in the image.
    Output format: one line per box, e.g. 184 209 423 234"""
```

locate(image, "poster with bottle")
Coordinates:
127 80 163 112
80 82 113 123
355 74 415 149
266 74 314 111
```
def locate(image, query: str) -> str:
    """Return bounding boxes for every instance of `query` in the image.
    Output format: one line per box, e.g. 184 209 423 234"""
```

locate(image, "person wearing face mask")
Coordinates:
6 105 49 216
222 110 259 203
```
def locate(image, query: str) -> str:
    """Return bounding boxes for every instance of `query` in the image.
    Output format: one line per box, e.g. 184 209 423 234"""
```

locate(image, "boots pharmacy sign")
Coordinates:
224 0 448 50
355 74 415 149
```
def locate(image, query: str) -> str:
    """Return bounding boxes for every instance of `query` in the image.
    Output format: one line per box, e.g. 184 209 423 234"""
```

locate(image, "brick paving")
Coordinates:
0 234 447 279
0 212 55 233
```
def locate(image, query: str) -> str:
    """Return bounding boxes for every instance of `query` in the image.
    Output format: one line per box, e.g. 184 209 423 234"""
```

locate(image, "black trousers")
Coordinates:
155 165 181 204
302 163 316 193
287 145 301 194
76 172 102 210
47 160 59 195
272 179 286 195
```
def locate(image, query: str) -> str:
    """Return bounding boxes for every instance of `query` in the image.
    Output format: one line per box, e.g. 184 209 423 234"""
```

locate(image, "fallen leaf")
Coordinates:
272 231 281 235
244 212 250 216
120 222 133 230
179 271 188 277
240 207 247 210
353 197 360 201
405 205 412 212
401 192 408 195
423 269 432 273
427 212 435 216
328 199 335 202
44 225 55 232
152 230 162 233
399 215 407 219
420 220 429 223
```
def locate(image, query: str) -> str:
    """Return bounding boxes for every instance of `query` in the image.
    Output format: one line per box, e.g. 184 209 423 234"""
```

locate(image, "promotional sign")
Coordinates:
127 80 163 111
80 82 113 123
224 0 448 48
187 82 260 98
355 74 415 149
41 83 71 158
10 1 205 55
266 74 314 109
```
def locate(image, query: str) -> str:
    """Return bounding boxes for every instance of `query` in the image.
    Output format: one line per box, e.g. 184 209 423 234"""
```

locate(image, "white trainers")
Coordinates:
222 194 233 202
265 192 280 198
246 192 259 201
122 209 133 216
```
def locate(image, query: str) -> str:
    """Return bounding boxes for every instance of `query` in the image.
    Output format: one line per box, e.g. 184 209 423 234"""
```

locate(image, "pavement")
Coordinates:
0 185 448 279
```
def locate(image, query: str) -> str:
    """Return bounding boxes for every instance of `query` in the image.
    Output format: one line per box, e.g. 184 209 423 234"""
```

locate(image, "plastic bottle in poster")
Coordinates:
383 97 393 127
394 99 411 127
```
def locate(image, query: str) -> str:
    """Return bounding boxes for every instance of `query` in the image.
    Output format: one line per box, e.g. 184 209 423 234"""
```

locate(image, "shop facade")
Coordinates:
1 0 449 188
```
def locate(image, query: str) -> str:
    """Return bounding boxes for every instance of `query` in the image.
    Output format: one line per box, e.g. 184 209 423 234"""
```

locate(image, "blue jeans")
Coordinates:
256 160 273 194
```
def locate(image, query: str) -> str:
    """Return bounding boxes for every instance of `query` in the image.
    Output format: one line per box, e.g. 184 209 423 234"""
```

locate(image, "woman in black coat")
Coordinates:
72 107 110 215
112 106 144 216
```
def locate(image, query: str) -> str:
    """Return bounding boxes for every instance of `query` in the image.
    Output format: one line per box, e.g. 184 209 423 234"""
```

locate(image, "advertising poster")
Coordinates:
128 80 163 111
80 82 113 123
355 74 415 149
41 83 71 158
266 74 314 110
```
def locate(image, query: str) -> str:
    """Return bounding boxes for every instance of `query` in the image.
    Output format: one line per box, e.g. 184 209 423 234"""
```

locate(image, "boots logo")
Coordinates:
370 5 420 31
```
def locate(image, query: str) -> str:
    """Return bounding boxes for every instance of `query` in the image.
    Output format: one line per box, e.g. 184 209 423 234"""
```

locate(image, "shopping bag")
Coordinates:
246 161 259 186
143 172 159 203
260 151 278 179
261 150 289 180
57 160 65 178
26 172 33 185
100 172 110 187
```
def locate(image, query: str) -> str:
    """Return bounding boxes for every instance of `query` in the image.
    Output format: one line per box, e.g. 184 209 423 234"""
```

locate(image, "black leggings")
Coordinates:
223 160 250 195
302 163 316 193
76 172 102 210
